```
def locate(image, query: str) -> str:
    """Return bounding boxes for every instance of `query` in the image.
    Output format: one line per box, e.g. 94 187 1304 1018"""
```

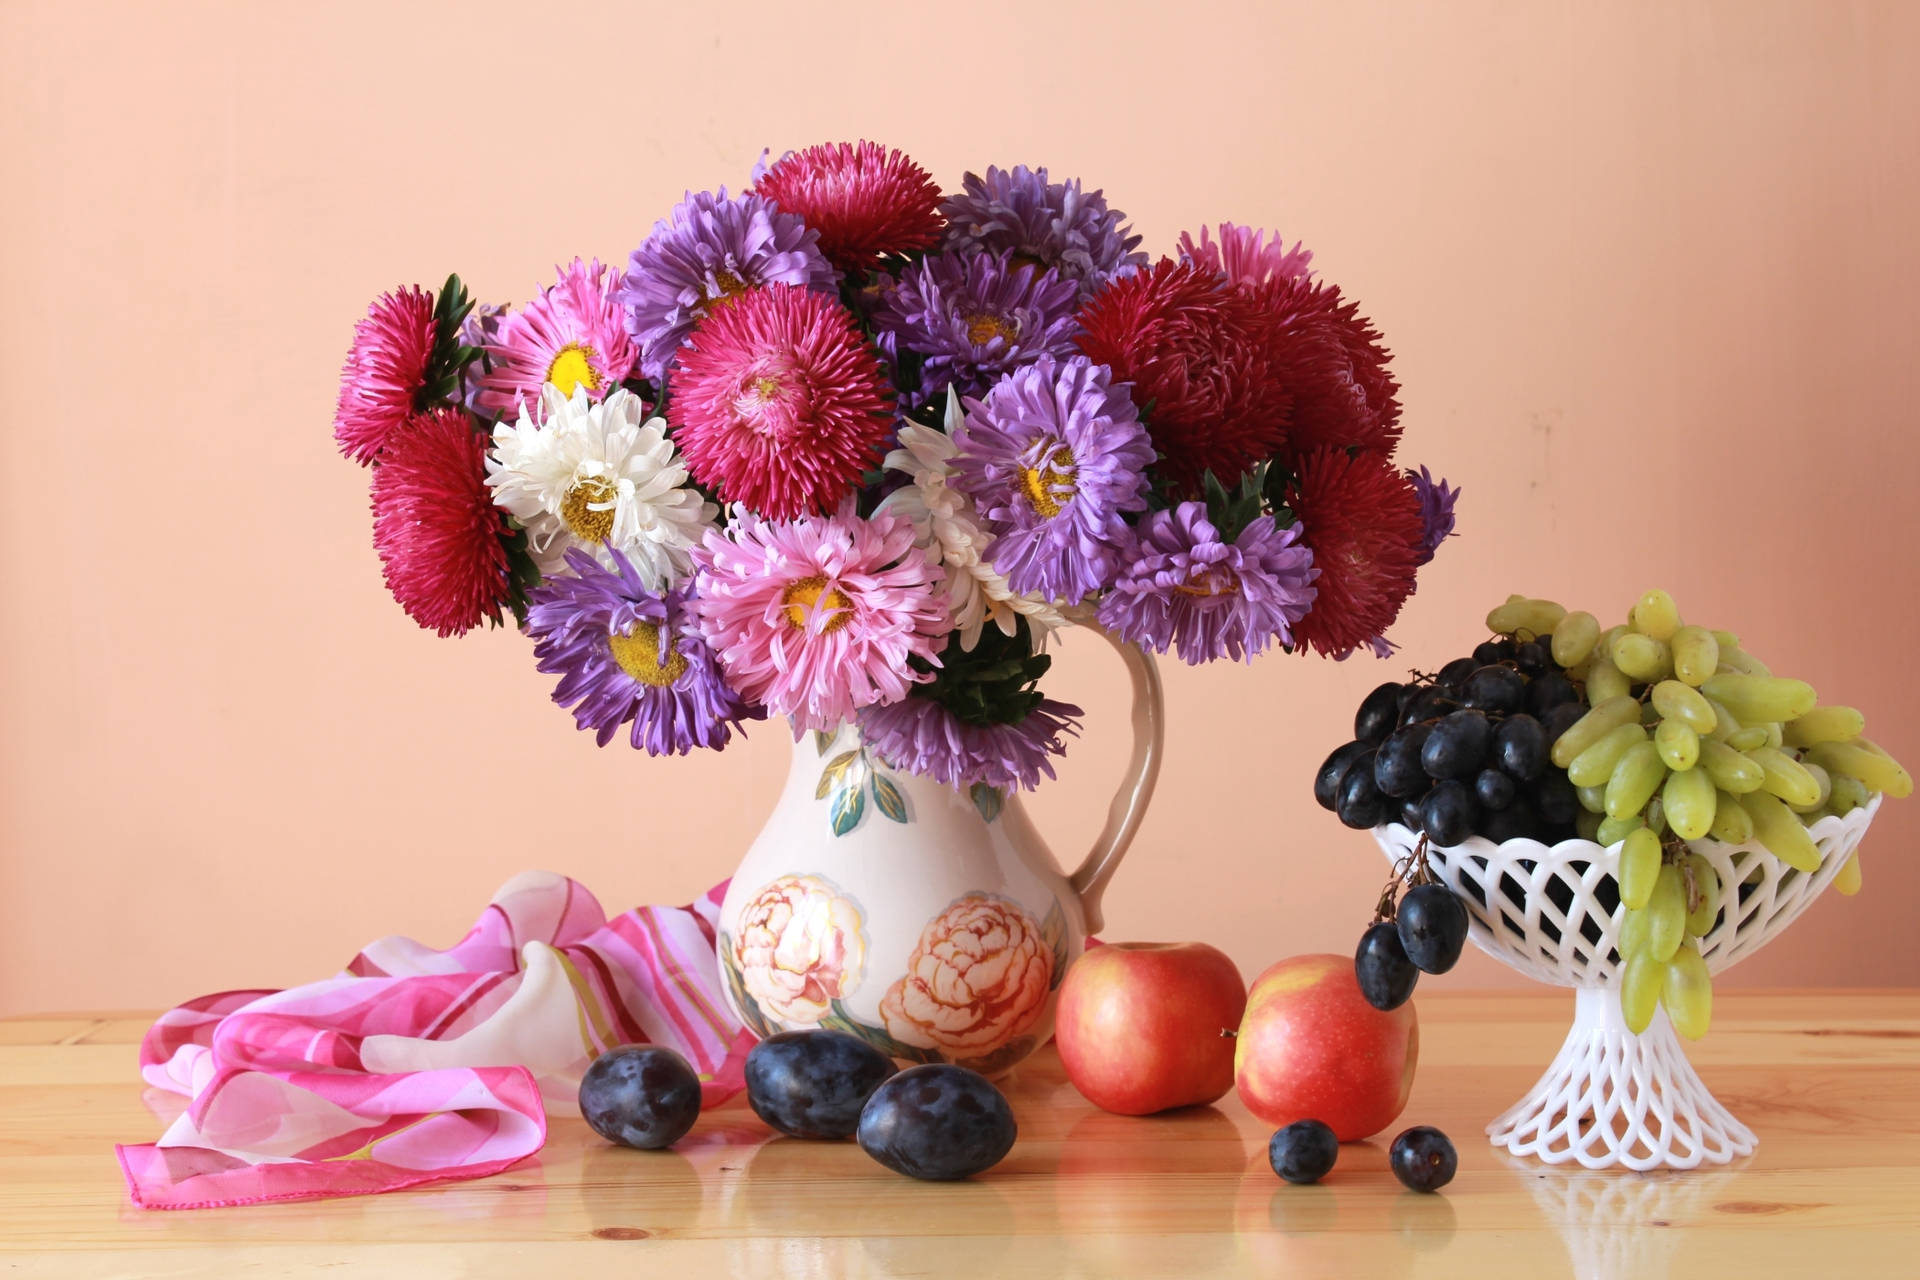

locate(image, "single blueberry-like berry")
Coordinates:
1389 1125 1458 1192
745 1029 898 1140
578 1044 701 1150
1397 884 1470 975
1355 921 1419 1011
1268 1119 1340 1184
857 1063 1017 1181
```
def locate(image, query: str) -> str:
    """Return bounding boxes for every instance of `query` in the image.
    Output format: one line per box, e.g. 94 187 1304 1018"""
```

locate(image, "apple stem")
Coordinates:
1219 1028 1238 1038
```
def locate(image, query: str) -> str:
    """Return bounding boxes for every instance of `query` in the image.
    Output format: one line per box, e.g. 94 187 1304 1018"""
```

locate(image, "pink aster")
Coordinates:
670 284 895 519
334 285 437 464
1176 223 1314 291
370 406 514 636
691 504 950 733
473 259 639 417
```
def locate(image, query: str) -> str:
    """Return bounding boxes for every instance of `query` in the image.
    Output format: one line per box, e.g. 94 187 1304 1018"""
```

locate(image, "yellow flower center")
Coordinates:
1020 457 1077 519
1175 567 1241 598
545 343 600 398
608 622 686 687
965 313 1018 347
561 475 618 542
782 576 853 632
708 268 749 309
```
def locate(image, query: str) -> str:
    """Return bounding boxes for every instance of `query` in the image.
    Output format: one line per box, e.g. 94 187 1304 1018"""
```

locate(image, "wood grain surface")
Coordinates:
2 991 1916 1278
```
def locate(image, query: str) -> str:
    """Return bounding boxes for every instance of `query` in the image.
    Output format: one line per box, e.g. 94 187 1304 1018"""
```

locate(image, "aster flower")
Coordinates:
874 250 1083 406
1097 503 1319 664
525 546 755 753
877 390 1067 650
473 259 640 416
1260 277 1402 460
860 695 1082 793
1177 223 1314 290
691 504 950 733
616 188 837 381
1408 465 1460 565
1287 448 1424 658
371 406 513 636
950 354 1154 604
754 140 944 275
335 285 437 464
939 165 1146 300
1075 259 1290 491
669 285 895 519
486 386 715 587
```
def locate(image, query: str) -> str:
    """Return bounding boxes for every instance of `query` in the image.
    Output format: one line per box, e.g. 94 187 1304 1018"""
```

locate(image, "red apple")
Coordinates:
1055 941 1248 1115
1234 953 1417 1141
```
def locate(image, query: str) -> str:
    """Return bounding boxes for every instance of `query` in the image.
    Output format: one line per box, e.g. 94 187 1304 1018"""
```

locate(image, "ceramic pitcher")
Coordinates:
715 628 1163 1077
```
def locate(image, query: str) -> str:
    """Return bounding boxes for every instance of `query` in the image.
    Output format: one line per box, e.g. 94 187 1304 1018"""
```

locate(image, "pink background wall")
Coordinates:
3 0 1916 1015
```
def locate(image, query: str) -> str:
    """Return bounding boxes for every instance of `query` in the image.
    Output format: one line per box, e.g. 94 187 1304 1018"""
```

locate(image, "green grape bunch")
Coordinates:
1487 589 1912 1040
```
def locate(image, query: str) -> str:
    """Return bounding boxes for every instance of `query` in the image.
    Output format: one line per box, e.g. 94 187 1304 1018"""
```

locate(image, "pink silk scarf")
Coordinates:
116 872 752 1209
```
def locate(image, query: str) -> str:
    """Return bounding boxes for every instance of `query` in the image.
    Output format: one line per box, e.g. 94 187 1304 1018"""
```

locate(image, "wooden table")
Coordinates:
3 991 1917 1278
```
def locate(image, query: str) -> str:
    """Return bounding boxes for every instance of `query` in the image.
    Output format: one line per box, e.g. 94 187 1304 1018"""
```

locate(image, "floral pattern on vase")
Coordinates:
725 874 867 1029
879 894 1057 1063
814 731 911 836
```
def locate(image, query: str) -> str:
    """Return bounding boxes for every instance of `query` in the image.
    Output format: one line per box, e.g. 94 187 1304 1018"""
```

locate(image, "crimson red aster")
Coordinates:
1260 277 1402 462
1075 259 1291 492
370 406 514 636
1286 447 1423 658
334 285 437 465
755 140 945 275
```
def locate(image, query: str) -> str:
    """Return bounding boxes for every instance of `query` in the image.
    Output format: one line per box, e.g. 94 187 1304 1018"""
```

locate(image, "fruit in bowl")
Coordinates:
1233 953 1417 1141
1056 941 1247 1115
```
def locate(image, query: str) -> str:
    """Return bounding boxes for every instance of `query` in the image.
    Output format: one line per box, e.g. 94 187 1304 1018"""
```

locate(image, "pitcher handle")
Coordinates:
1068 624 1165 934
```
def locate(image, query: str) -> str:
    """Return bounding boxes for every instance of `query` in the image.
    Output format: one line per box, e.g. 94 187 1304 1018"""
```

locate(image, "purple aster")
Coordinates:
874 250 1083 407
615 188 838 381
950 354 1155 604
525 546 758 755
938 166 1148 301
860 695 1083 792
1097 504 1320 664
1408 465 1461 566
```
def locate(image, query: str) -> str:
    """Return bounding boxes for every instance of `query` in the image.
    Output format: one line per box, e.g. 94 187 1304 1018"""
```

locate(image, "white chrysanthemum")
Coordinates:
877 390 1066 650
487 385 715 588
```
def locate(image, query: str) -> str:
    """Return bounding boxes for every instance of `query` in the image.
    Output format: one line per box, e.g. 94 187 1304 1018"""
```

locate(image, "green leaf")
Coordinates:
813 730 835 757
822 1000 942 1063
871 772 908 824
971 783 1003 824
815 750 860 800
830 778 866 836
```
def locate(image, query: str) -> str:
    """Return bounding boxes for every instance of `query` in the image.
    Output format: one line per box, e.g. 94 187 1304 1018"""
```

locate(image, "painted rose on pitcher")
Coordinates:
733 874 867 1025
880 894 1052 1056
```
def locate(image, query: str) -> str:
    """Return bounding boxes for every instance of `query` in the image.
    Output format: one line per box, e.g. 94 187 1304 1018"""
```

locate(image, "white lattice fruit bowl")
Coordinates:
1375 795 1880 1171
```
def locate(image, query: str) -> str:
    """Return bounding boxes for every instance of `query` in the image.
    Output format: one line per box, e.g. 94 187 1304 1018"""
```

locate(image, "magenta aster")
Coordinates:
754 140 945 275
691 504 950 733
616 188 837 382
860 695 1082 793
334 285 437 464
669 285 895 519
1097 503 1319 664
1176 223 1314 290
473 259 639 416
949 354 1154 604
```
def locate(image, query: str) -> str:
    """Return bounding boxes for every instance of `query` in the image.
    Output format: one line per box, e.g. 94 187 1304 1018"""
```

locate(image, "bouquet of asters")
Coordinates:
332 141 1460 794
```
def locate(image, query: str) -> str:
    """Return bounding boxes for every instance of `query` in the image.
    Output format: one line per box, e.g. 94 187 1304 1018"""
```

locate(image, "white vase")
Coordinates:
715 628 1163 1077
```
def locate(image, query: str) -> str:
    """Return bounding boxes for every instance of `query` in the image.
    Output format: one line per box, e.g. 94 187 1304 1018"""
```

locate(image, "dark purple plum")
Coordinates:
858 1064 1016 1181
745 1030 897 1140
579 1045 701 1150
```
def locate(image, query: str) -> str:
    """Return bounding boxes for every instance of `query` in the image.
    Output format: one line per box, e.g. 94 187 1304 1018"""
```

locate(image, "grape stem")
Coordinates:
1372 835 1437 924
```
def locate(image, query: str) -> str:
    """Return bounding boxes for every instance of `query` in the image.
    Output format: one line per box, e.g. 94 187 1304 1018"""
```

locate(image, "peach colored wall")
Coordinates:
2 0 1916 1015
